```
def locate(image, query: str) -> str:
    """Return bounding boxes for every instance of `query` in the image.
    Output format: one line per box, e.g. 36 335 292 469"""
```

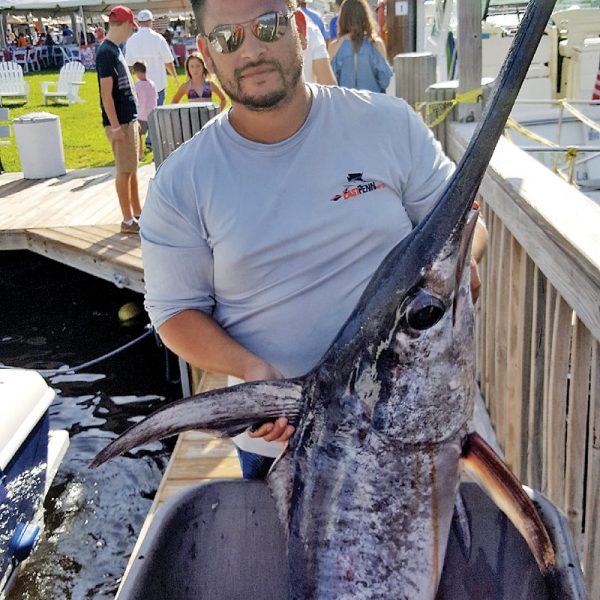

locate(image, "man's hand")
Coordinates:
111 126 125 143
249 417 295 444
243 359 294 444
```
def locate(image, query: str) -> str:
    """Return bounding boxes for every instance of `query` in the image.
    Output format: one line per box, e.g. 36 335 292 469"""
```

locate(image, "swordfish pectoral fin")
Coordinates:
460 432 556 574
90 378 305 468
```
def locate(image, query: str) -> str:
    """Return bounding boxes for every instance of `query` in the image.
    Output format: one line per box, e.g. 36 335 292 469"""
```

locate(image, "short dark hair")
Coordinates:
192 0 297 34
132 61 146 73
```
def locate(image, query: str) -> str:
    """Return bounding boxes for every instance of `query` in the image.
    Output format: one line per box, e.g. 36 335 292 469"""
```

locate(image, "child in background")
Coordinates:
132 61 157 161
171 52 226 112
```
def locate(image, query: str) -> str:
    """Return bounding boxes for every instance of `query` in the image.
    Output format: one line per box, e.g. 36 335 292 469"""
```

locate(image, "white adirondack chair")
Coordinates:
0 63 29 106
41 61 85 105
0 107 10 173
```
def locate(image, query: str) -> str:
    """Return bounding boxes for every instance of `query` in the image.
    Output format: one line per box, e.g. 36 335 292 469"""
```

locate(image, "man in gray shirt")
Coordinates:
140 0 487 478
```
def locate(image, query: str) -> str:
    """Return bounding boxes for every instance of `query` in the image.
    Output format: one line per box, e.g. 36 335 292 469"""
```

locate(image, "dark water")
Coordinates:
1 251 180 599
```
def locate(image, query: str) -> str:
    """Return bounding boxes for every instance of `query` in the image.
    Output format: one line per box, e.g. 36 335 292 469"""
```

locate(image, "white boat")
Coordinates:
0 368 69 598
424 2 600 205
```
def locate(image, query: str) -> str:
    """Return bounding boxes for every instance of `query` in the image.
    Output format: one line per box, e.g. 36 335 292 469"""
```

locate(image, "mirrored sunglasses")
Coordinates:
204 11 294 54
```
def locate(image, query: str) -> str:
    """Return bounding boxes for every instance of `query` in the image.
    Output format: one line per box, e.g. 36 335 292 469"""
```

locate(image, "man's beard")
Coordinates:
213 52 303 111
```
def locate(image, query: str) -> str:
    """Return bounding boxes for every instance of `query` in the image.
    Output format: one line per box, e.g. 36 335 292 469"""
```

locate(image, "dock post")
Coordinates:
393 52 437 108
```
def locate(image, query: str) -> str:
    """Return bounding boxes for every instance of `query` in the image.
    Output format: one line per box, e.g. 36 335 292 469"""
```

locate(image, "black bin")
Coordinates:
118 481 586 599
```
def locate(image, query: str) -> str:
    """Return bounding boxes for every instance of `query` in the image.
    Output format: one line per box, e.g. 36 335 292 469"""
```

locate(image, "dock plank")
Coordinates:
0 166 155 292
116 372 240 598
0 166 154 294
0 165 154 230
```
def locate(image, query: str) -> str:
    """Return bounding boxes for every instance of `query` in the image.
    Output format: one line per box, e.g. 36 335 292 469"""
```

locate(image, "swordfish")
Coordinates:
92 1 558 597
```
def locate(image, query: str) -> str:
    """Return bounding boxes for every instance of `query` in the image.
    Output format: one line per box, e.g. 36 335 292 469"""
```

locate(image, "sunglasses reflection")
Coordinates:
206 11 293 54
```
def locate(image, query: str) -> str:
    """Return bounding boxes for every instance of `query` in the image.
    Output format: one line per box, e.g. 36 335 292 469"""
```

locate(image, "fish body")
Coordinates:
270 223 477 598
91 1 558 597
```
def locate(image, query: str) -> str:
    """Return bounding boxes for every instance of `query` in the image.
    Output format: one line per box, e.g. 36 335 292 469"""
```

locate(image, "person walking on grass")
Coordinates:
125 9 180 107
96 5 142 235
171 51 227 110
125 9 179 148
132 61 158 160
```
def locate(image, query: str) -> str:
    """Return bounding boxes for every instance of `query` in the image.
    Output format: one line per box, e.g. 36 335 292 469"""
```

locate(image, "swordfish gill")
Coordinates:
92 1 559 597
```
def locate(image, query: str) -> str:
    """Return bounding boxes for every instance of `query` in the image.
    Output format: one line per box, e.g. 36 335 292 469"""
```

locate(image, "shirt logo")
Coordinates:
330 173 385 202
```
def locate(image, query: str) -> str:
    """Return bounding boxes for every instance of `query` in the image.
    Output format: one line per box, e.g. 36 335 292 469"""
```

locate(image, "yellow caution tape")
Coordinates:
455 88 483 104
419 87 483 128
505 117 558 147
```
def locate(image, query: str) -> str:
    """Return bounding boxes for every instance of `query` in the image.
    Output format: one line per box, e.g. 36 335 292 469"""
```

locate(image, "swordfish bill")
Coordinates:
91 1 558 598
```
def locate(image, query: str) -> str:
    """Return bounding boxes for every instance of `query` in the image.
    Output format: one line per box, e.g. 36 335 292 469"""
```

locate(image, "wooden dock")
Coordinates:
0 166 243 595
116 371 241 598
0 165 154 292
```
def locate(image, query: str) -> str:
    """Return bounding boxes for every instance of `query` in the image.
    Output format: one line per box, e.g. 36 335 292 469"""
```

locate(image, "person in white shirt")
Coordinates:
296 8 336 84
125 9 180 107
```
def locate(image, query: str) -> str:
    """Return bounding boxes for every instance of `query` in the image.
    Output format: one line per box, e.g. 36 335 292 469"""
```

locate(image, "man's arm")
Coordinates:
99 76 125 142
472 217 488 263
158 309 282 381
312 58 337 85
158 310 294 442
165 61 179 85
470 218 488 303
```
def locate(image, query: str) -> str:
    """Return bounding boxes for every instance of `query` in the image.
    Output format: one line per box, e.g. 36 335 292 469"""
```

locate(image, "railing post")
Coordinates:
393 52 436 108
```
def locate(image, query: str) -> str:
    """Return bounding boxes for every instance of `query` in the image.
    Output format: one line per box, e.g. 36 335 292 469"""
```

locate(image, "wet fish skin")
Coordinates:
275 220 477 598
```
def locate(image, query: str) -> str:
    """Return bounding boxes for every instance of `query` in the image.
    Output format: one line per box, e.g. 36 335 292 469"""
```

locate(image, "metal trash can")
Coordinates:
12 112 66 179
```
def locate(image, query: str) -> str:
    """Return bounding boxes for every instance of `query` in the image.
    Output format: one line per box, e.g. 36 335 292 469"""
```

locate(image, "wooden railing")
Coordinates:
447 123 600 597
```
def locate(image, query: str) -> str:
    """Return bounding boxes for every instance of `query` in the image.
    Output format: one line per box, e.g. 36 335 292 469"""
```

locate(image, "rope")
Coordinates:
561 101 600 135
505 117 558 147
418 87 483 128
0 327 154 376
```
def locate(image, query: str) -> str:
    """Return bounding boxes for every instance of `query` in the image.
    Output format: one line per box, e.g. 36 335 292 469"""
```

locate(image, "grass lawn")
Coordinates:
0 66 190 172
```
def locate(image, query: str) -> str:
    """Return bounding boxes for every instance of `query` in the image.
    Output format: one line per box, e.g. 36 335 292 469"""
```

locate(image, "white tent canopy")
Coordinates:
0 0 191 16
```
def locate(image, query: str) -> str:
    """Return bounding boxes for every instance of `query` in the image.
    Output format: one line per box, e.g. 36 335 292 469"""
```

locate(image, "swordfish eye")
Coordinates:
404 289 446 331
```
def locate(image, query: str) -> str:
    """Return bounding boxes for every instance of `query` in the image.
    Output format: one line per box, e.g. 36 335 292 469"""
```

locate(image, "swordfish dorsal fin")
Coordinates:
90 378 304 468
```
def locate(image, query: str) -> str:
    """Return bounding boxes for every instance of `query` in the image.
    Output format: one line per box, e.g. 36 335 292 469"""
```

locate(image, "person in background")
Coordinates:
6 29 15 45
376 0 386 42
95 24 105 42
125 9 179 107
171 51 226 110
328 0 343 40
62 24 73 44
329 0 392 93
44 26 55 46
125 9 179 149
298 0 328 41
96 5 142 235
17 33 27 48
295 9 336 85
132 61 158 161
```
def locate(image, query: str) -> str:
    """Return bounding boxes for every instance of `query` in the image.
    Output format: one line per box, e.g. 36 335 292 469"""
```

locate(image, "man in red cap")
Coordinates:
96 5 142 234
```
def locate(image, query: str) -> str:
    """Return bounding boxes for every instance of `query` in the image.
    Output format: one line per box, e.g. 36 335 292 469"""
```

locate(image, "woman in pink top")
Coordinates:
171 52 226 111
132 61 158 161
